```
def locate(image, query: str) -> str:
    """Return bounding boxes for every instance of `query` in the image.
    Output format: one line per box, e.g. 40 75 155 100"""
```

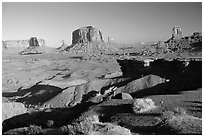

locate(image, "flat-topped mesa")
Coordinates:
60 25 120 58
19 37 49 55
72 26 103 44
2 38 45 49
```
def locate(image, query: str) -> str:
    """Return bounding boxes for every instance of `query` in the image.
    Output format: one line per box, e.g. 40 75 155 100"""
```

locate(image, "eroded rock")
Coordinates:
2 102 28 121
72 26 103 44
172 26 182 40
121 75 166 94
59 26 119 58
113 93 133 99
19 37 52 55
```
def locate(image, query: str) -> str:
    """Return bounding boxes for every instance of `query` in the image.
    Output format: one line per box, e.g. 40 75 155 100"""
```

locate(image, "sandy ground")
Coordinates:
2 53 202 135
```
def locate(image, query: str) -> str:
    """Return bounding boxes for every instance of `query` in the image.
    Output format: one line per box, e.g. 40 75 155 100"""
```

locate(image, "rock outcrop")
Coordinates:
172 26 182 40
29 37 40 47
60 26 119 58
140 27 202 56
72 26 103 44
117 58 202 92
2 39 45 50
164 26 202 53
2 38 46 54
19 37 53 55
2 102 28 121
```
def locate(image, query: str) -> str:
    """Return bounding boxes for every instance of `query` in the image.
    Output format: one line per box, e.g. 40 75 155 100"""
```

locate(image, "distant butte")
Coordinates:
59 25 120 58
72 26 103 44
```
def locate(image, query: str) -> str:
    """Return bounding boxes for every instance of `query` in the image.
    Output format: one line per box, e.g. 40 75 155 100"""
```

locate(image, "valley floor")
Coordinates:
2 53 202 135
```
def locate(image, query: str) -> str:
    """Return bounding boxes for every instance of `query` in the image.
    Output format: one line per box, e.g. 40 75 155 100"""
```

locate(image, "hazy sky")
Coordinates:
2 2 202 47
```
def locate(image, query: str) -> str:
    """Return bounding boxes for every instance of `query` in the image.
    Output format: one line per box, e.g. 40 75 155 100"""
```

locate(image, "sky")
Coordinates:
2 2 202 47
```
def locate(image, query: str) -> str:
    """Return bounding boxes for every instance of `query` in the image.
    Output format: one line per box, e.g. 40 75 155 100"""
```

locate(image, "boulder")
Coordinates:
104 71 123 79
41 79 112 109
2 102 28 121
121 75 165 94
113 93 133 99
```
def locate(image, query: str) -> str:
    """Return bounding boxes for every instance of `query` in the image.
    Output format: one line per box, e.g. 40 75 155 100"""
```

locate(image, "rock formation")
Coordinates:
2 102 28 121
172 26 182 40
72 26 103 44
2 38 46 54
29 37 40 47
117 58 202 92
2 39 45 49
56 40 68 50
164 26 202 53
19 37 52 55
60 26 119 58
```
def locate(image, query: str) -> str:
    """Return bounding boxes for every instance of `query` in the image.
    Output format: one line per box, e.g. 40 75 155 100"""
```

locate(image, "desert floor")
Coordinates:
2 53 202 135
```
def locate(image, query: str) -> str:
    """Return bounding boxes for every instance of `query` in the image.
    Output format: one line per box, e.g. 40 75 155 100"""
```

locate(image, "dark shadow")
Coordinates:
189 109 202 113
101 59 202 98
69 56 83 60
81 90 99 103
2 84 63 106
62 74 71 79
96 108 164 135
100 78 133 94
184 101 202 104
51 68 69 71
117 59 202 93
188 105 202 113
2 101 97 134
96 104 133 116
183 101 202 114
20 53 43 55
189 105 202 109
129 53 140 56
2 108 72 133
130 82 182 98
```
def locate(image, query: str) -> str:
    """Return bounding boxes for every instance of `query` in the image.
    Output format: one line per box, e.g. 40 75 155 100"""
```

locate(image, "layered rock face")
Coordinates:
2 38 46 55
2 38 45 49
29 37 40 47
60 26 119 57
140 27 201 56
72 26 103 44
19 37 51 55
163 26 202 53
117 58 202 91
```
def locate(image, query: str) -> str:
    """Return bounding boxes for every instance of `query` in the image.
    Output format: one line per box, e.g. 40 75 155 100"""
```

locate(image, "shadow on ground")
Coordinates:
2 84 63 106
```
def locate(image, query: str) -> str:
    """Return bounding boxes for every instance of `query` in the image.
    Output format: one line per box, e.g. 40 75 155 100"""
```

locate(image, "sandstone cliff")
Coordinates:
2 38 46 54
60 26 120 57
19 37 53 55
